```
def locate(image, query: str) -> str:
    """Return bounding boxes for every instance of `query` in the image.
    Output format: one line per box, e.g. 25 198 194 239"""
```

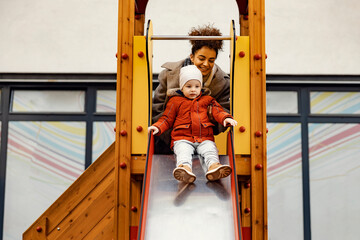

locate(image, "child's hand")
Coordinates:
223 118 238 127
148 126 159 135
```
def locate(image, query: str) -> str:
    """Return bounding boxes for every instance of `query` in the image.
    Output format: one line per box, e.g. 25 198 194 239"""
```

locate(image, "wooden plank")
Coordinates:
47 179 115 240
82 209 114 240
25 217 48 240
23 143 115 239
248 0 268 238
241 181 251 227
131 155 146 174
130 179 142 226
235 155 251 176
240 15 249 36
135 14 145 36
132 155 250 176
115 0 135 239
47 170 114 239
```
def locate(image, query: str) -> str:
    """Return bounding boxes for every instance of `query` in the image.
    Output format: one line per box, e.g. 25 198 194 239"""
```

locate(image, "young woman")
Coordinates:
149 65 236 182
152 24 230 153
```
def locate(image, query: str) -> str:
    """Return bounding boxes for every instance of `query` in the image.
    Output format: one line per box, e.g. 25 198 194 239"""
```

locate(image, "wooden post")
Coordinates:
240 15 249 36
135 14 145 36
130 179 142 239
248 0 268 239
241 183 252 240
114 0 135 239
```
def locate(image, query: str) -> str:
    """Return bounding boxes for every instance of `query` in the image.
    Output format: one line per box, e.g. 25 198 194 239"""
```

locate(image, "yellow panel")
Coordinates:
215 130 229 155
132 36 149 154
233 36 250 154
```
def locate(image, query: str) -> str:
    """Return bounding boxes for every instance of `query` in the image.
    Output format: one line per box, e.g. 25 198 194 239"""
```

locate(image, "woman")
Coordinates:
152 24 230 153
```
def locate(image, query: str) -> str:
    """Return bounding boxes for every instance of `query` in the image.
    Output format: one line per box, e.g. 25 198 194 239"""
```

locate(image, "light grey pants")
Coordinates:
173 140 219 172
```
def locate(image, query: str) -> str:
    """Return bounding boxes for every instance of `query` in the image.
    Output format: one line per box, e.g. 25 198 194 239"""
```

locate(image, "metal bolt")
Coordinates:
120 162 127 169
138 51 144 58
254 54 261 60
255 163 263 170
120 130 127 136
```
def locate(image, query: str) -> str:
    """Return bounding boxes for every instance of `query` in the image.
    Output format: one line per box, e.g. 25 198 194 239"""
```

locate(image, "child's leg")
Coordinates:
173 140 196 183
196 140 219 167
173 140 195 168
197 140 232 181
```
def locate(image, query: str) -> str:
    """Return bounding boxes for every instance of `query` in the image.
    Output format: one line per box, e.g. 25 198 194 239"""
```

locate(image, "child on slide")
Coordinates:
148 65 237 183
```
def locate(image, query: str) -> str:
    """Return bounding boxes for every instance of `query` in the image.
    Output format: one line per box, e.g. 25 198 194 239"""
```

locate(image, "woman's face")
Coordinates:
190 46 217 76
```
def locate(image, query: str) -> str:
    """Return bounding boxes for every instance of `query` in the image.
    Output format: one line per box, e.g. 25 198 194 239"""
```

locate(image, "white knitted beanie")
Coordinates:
179 65 203 90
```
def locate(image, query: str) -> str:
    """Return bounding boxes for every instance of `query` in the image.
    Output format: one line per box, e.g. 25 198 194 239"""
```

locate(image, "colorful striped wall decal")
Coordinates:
4 121 86 240
311 92 360 114
267 123 302 179
96 90 116 112
92 121 116 162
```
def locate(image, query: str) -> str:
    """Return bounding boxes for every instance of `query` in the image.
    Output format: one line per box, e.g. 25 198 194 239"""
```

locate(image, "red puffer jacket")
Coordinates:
153 93 233 149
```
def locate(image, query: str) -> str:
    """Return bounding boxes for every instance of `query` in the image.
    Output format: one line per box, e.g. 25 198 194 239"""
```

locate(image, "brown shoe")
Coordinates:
206 163 232 181
173 164 196 183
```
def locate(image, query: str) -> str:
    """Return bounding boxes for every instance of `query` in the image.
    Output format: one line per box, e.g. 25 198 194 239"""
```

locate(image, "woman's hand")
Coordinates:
223 118 238 127
148 126 159 135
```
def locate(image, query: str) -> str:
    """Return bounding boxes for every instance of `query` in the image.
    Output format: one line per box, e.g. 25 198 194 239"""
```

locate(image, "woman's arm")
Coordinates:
208 70 231 134
152 69 168 123
212 74 230 112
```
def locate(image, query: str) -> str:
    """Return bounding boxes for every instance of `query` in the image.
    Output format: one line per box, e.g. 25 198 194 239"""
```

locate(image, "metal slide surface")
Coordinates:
140 154 238 239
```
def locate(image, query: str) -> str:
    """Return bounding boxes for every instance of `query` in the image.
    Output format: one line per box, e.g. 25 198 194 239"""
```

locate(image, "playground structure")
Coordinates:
23 0 266 239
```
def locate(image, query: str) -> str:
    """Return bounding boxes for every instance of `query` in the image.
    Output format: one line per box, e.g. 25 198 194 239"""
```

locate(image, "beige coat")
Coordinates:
152 58 230 147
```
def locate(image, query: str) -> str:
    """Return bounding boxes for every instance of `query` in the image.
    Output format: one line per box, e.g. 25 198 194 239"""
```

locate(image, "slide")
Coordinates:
138 132 242 240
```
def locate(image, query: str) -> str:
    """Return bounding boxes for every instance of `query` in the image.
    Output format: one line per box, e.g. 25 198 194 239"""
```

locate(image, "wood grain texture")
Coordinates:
114 0 135 239
248 0 268 238
83 209 114 240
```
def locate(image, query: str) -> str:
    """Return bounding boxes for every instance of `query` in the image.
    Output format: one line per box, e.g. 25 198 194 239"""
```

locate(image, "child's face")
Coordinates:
182 80 201 99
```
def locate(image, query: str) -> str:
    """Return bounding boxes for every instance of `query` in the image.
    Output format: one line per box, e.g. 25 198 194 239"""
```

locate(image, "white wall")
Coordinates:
266 0 360 75
145 0 240 74
0 0 118 73
0 0 359 75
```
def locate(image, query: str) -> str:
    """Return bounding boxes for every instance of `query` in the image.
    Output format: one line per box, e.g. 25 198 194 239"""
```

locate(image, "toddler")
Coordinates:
149 65 237 183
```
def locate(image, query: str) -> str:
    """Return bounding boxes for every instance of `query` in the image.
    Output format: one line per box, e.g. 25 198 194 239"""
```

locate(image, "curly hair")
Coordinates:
188 24 223 57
